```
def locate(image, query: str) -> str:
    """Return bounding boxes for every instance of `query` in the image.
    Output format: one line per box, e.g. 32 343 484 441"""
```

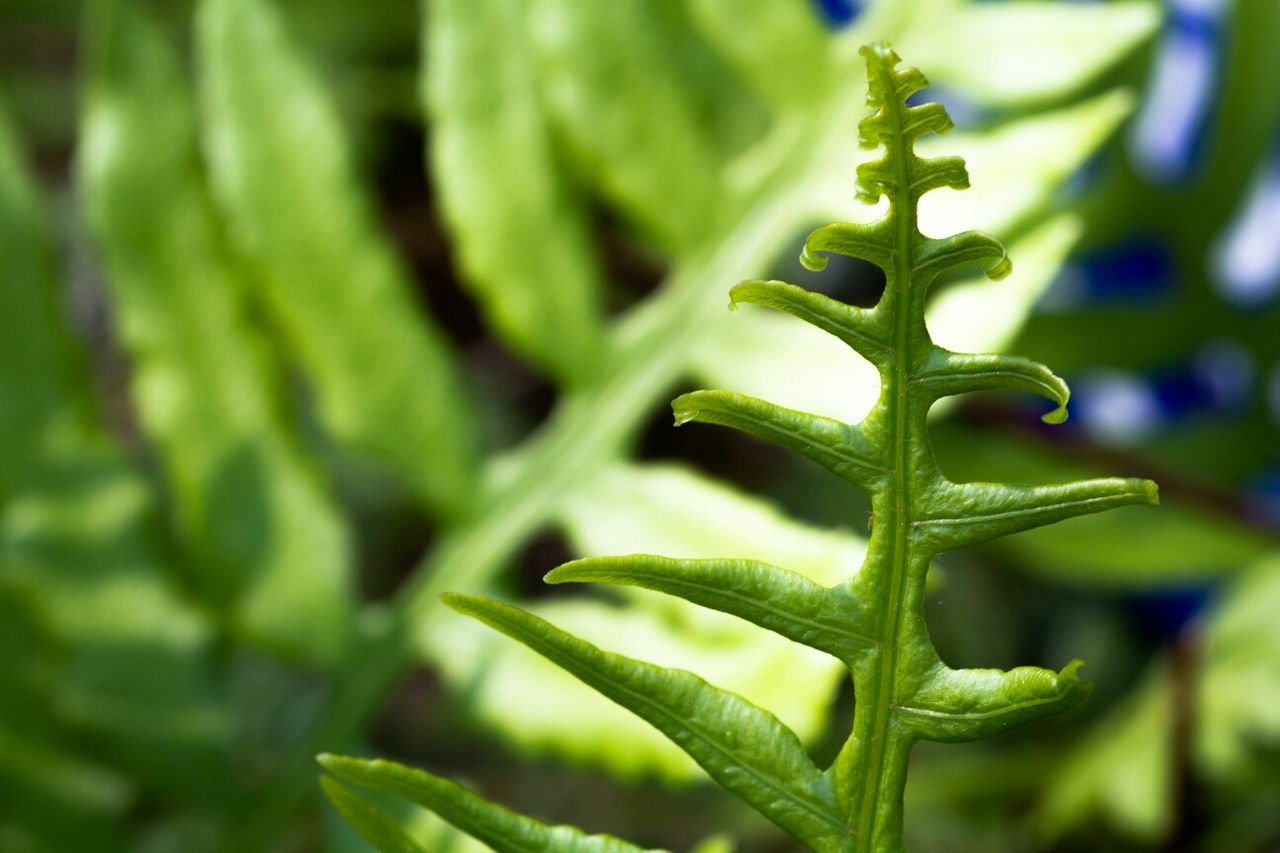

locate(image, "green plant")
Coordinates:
0 0 1160 847
320 43 1159 852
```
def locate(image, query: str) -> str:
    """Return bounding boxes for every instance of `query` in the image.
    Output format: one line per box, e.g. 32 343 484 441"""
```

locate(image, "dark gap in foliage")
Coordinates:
595 205 669 315
810 678 855 771
635 380 792 491
771 453 874 532
229 650 331 787
0 10 77 174
377 120 487 351
929 408 1078 488
773 229 887 308
510 530 576 602
953 396 1275 535
379 119 561 445
925 541 1162 719
925 550 1057 673
370 665 463 764
335 466 435 603
902 739 1052 851
465 339 560 450
70 230 146 455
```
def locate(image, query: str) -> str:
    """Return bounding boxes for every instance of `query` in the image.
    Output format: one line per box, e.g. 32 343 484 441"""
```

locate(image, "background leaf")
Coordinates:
0 91 227 807
198 0 478 518
904 2 1158 107
425 0 606 384
80 0 353 663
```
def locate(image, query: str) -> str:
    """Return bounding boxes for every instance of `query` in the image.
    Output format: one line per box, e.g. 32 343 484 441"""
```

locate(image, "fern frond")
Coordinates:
322 42 1157 853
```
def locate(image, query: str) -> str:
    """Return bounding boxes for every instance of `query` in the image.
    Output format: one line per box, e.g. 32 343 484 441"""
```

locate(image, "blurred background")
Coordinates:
1 0 1279 850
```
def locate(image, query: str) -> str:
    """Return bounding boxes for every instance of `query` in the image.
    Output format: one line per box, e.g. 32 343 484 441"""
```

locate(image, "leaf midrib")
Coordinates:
914 494 1132 528
852 59 919 849
589 567 878 653
892 685 1071 724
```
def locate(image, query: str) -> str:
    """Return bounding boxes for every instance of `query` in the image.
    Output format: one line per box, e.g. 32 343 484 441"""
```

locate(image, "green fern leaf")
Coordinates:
320 777 429 853
325 42 1158 852
319 754 659 853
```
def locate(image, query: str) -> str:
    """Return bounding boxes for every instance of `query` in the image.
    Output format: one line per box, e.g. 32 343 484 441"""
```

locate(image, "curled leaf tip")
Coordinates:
1041 405 1069 425
859 41 902 85
543 559 588 584
672 410 697 428
727 280 754 311
671 394 700 427
1056 660 1093 702
1042 383 1070 424
439 591 479 613
987 254 1014 281
799 244 829 272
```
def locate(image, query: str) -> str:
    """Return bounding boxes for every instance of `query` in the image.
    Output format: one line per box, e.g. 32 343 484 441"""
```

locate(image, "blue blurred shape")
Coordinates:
1073 369 1165 444
1046 237 1175 308
1211 133 1280 307
811 0 865 28
1071 340 1254 443
1189 338 1254 412
906 85 984 131
1130 0 1228 183
1245 464 1280 529
1129 586 1213 639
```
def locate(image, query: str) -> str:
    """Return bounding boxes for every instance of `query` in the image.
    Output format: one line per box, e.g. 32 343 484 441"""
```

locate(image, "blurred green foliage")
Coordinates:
0 0 1276 850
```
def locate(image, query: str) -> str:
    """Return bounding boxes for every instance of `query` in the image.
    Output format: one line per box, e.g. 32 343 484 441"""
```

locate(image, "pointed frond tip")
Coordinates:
914 478 1159 553
319 776 428 853
854 41 963 201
